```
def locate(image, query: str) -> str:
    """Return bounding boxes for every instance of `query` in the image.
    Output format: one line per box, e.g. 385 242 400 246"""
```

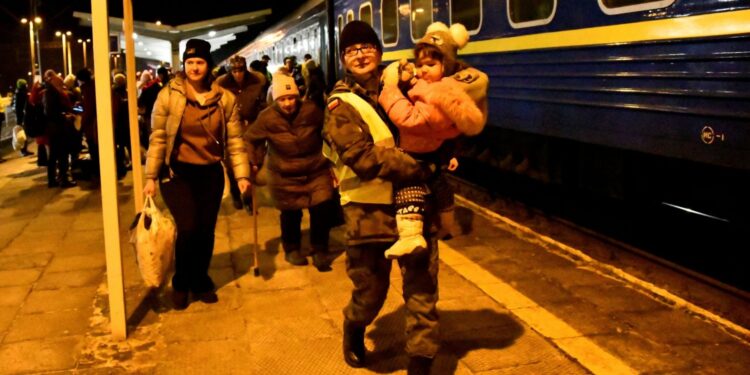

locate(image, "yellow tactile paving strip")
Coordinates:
439 241 639 375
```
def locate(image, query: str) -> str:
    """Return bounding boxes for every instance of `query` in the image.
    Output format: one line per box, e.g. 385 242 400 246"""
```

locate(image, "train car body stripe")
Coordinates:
382 9 750 61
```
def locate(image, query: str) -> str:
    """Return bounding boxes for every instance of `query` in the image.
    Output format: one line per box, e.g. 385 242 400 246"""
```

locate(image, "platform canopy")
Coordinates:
73 8 271 66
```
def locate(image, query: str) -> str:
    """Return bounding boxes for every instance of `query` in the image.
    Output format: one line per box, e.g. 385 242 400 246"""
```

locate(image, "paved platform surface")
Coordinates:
0 145 748 374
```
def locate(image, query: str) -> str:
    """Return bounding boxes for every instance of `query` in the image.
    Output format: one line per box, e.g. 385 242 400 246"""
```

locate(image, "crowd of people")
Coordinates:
7 63 180 187
7 20 488 375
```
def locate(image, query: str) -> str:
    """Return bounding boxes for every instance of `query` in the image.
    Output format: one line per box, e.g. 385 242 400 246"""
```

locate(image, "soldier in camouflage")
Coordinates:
322 20 438 375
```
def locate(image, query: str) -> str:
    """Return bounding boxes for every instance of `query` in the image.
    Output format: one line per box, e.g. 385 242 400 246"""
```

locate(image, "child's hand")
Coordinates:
448 157 459 171
382 62 400 87
398 59 417 87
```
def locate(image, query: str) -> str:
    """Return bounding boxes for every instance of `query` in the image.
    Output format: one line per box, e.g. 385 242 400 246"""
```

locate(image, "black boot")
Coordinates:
343 320 366 368
171 289 189 310
311 245 334 272
283 243 308 266
407 356 433 375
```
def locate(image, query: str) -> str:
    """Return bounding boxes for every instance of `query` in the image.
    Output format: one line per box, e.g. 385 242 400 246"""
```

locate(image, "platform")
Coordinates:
0 144 748 374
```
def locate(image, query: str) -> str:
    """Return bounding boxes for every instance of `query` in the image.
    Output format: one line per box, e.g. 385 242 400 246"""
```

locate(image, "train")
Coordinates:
231 0 750 227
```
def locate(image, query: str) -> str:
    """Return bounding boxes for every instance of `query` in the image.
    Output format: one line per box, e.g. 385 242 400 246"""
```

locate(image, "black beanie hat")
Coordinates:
339 20 382 56
183 39 214 67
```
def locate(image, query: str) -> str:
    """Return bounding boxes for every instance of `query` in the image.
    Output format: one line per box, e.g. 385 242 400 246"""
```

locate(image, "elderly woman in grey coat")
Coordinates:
245 74 338 271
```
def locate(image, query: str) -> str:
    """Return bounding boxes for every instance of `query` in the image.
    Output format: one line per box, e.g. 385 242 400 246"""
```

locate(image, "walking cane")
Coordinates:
251 184 260 277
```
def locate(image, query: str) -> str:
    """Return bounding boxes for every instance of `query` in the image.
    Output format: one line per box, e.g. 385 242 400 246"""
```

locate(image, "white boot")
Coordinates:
385 213 427 259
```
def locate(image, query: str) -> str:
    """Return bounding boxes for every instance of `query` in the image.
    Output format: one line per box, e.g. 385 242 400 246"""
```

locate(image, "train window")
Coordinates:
410 0 433 41
450 0 482 34
381 0 399 46
598 0 675 15
347 10 354 24
359 3 373 26
507 0 556 28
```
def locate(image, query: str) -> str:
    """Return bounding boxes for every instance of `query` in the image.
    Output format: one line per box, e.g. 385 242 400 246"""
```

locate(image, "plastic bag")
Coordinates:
129 196 176 288
12 125 26 150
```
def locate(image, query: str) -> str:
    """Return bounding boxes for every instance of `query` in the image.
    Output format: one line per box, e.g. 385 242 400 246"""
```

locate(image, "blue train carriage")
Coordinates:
333 0 750 222
234 0 329 78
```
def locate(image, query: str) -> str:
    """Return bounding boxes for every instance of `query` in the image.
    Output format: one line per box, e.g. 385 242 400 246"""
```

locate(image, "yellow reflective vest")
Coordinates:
323 92 394 205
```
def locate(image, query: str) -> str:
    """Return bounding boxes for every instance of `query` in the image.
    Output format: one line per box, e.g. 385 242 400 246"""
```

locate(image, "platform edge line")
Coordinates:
454 194 750 343
440 242 638 375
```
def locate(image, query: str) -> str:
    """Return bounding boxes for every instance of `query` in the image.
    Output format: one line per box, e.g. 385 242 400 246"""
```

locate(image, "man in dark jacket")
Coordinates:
322 21 438 374
217 55 267 210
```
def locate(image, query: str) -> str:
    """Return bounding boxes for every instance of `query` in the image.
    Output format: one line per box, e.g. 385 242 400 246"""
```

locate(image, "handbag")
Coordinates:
129 196 176 288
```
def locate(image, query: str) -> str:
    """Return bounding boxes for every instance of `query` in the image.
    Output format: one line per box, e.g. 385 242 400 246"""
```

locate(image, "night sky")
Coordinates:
0 0 307 92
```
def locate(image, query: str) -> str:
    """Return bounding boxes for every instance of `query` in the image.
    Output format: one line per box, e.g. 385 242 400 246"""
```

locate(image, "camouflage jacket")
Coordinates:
323 72 431 245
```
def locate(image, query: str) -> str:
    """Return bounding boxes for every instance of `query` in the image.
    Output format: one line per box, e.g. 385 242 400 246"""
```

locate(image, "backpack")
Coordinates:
23 100 46 137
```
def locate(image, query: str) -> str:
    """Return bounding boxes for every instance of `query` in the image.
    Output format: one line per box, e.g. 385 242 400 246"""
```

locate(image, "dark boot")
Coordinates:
407 356 433 375
171 289 189 310
343 320 366 368
284 251 308 266
60 175 77 188
283 243 308 266
311 245 334 272
37 145 48 166
194 291 218 304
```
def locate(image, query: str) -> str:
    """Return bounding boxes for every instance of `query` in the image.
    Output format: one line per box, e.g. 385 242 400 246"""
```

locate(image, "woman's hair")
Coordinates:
414 44 444 66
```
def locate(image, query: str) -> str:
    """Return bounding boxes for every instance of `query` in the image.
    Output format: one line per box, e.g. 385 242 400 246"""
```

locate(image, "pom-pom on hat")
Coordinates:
339 20 382 57
415 22 470 76
272 74 300 100
182 38 214 68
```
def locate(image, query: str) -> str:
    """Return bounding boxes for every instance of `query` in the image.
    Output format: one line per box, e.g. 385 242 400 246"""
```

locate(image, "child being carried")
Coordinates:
379 22 487 259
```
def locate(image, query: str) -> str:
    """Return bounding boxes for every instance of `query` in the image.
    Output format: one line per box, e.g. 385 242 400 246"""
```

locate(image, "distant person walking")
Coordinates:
13 79 32 156
217 55 267 210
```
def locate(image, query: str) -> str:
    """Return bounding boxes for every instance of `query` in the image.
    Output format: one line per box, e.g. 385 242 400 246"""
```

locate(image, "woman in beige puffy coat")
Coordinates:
143 39 250 310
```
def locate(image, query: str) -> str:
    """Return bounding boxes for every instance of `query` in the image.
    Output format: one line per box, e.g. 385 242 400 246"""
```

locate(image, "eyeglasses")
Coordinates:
344 44 377 57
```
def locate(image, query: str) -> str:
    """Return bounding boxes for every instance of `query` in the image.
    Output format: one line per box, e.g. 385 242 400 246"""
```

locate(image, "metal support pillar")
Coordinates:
91 0 127 340
123 0 144 212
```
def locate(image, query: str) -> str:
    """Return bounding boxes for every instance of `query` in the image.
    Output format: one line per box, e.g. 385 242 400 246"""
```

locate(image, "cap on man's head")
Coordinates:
228 55 246 71
339 20 382 57
182 39 214 67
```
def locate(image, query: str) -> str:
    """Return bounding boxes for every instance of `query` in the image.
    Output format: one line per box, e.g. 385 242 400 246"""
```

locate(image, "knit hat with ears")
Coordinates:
272 74 299 100
415 22 470 76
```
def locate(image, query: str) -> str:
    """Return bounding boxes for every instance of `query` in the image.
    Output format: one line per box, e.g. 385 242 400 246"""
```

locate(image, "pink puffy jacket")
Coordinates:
379 78 484 153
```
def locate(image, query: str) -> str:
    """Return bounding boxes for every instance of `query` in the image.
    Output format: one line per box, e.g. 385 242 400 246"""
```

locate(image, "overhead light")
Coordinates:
132 32 138 39
34 17 42 24
208 30 216 37
155 20 162 26
147 51 152 56
21 18 28 24
138 41 143 46
66 31 71 36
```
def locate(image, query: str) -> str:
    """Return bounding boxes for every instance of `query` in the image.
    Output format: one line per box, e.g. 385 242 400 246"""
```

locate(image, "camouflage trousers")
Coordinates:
343 237 440 358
